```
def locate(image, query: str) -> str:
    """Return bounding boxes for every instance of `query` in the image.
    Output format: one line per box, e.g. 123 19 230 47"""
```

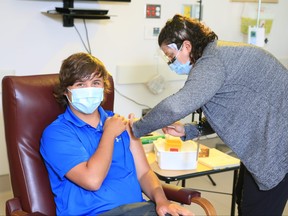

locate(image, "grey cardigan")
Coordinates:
132 40 288 190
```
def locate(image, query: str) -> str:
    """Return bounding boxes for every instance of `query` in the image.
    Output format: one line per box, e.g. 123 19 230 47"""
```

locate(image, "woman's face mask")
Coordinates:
169 58 192 75
66 87 104 114
166 43 193 75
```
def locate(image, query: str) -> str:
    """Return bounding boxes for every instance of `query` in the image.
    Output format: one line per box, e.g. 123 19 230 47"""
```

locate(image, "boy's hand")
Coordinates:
104 114 128 137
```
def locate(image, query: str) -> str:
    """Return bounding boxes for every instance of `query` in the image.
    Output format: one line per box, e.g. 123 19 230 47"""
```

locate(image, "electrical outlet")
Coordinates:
142 108 152 117
144 25 161 39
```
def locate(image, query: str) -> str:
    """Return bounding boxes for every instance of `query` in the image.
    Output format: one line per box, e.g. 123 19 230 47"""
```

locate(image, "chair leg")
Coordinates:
207 175 217 186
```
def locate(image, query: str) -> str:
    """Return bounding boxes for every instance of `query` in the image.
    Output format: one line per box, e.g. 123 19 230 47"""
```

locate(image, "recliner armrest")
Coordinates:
162 183 200 205
6 198 23 216
6 198 46 216
162 183 217 216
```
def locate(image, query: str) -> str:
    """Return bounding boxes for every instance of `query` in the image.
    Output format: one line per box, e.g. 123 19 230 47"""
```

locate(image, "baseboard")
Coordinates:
0 174 11 193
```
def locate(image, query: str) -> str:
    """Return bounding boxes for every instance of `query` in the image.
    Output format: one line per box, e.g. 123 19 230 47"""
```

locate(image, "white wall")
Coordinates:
0 0 287 175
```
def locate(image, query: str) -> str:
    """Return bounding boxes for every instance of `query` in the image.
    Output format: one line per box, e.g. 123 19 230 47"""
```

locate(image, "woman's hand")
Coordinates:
162 121 185 137
126 113 141 140
128 113 138 127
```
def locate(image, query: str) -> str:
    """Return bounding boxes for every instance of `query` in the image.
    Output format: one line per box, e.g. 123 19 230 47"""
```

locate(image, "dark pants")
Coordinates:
236 163 288 216
99 201 158 216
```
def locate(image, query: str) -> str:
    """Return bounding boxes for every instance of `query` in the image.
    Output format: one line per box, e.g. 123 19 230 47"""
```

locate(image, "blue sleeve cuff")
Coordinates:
181 123 200 141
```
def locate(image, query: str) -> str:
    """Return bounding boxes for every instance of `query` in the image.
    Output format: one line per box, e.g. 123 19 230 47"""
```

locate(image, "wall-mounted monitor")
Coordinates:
63 0 131 5
99 0 131 1
63 0 130 8
75 0 131 1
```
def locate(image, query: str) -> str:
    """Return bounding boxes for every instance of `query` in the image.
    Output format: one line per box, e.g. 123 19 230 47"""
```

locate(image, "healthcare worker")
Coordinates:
130 14 288 216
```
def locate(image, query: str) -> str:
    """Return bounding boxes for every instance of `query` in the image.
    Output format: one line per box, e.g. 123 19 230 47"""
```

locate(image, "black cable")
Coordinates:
83 19 92 54
197 0 202 21
115 88 151 109
73 20 91 54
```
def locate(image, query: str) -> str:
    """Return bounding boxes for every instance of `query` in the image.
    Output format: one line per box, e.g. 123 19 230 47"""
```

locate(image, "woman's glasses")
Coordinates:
160 43 183 65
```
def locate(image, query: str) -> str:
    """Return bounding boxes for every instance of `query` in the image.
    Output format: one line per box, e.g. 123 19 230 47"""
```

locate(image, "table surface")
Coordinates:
146 143 240 216
147 150 240 182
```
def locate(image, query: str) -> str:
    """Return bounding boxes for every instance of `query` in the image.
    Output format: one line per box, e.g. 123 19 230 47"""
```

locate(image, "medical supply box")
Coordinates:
153 137 198 170
141 135 165 153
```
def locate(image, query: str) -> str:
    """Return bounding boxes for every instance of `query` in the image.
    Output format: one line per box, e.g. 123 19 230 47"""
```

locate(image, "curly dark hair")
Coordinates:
54 52 111 107
158 14 218 64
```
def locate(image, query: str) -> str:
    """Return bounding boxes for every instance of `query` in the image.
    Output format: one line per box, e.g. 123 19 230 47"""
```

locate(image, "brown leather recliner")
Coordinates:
2 74 216 216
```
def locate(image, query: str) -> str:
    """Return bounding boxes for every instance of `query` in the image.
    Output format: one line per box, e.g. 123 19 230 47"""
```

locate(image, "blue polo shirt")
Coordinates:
40 106 144 215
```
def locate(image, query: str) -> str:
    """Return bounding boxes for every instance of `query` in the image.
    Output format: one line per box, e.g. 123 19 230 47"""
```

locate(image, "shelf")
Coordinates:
43 0 113 27
44 10 111 27
231 0 278 2
55 7 109 15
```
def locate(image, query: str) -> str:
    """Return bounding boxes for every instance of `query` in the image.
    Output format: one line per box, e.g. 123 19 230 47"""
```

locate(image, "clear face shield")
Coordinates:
159 43 180 65
160 43 192 75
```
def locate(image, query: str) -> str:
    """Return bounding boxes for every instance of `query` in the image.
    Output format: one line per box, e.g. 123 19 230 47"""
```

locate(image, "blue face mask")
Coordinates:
167 43 192 75
169 58 192 75
67 87 104 114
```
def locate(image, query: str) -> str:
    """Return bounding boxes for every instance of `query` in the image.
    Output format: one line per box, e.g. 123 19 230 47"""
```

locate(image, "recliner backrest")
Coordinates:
2 73 114 215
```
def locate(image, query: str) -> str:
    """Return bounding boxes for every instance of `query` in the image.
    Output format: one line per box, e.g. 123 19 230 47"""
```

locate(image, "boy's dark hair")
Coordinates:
54 52 111 107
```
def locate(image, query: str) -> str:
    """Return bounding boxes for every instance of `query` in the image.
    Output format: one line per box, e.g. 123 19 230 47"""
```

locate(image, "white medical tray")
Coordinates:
153 139 198 170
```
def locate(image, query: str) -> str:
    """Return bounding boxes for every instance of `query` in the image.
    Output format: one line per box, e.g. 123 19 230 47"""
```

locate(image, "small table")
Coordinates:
147 151 240 216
